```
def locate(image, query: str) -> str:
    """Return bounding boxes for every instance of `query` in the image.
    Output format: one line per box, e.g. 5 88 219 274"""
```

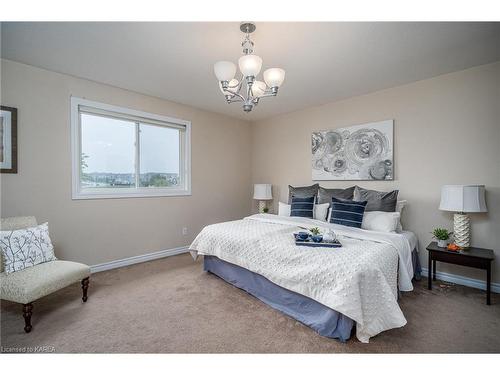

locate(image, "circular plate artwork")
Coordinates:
312 120 393 180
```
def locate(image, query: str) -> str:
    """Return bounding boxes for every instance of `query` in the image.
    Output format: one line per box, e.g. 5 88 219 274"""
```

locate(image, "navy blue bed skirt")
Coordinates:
204 255 354 342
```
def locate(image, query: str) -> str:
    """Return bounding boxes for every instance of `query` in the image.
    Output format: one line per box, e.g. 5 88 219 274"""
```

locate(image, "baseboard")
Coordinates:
90 246 190 273
421 267 500 293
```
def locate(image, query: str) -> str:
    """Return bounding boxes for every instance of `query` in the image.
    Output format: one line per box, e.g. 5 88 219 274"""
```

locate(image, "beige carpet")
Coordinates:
1 253 499 353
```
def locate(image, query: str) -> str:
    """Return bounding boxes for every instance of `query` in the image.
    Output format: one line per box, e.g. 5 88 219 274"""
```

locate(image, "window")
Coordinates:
71 97 191 199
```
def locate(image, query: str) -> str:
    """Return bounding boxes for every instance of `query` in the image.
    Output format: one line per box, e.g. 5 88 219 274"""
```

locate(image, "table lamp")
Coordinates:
253 184 273 213
439 185 487 248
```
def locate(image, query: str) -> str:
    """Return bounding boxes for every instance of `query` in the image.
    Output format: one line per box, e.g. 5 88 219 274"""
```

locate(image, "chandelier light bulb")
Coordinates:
219 79 239 94
238 54 263 78
252 81 267 97
214 61 237 82
263 68 285 88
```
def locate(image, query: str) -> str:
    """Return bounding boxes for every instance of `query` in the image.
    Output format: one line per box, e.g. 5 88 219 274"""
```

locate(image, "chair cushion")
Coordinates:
0 260 90 304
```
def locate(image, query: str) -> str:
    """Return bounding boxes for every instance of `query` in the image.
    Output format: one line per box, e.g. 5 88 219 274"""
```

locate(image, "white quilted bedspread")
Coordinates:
189 214 412 343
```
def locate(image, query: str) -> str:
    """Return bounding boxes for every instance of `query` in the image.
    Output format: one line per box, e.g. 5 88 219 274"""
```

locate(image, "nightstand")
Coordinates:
426 242 495 305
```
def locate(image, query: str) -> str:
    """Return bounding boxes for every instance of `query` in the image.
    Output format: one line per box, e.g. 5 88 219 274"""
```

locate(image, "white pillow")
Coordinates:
314 203 330 222
278 202 329 221
0 222 57 274
362 211 401 232
396 200 407 232
278 202 291 217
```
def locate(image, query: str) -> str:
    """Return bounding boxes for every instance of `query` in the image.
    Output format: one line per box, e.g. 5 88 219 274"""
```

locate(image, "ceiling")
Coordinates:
2 22 500 121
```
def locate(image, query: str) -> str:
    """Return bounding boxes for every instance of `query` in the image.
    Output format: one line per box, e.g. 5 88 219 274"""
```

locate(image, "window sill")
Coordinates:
72 189 192 200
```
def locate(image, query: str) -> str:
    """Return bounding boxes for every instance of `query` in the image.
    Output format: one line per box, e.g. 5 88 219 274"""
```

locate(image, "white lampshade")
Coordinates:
263 68 285 88
238 54 263 77
219 79 239 94
439 185 487 213
214 61 236 82
252 81 267 97
253 184 272 200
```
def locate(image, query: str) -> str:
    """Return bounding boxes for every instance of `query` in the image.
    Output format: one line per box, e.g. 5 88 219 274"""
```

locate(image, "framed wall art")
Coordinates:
312 119 393 181
1 105 18 174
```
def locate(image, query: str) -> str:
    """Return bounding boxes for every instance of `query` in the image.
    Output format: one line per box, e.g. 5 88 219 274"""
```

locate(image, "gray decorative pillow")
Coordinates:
288 183 319 204
317 186 355 204
0 222 57 274
353 186 399 212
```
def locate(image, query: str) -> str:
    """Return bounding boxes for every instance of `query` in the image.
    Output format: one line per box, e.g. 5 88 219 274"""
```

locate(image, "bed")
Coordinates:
189 213 420 343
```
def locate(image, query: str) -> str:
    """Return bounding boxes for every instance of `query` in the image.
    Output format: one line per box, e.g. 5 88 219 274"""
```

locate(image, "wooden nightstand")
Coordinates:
426 242 495 305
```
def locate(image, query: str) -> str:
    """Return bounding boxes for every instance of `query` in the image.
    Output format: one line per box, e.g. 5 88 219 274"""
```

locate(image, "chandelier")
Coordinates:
214 22 285 113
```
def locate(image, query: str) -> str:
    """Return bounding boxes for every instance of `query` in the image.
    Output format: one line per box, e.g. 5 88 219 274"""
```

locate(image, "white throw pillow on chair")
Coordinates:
0 222 57 274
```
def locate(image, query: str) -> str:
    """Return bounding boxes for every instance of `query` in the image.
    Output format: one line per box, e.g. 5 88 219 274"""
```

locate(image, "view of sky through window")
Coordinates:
80 113 181 189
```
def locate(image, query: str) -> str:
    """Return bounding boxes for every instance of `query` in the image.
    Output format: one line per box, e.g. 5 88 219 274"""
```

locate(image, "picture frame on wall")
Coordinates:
312 119 394 181
0 105 18 174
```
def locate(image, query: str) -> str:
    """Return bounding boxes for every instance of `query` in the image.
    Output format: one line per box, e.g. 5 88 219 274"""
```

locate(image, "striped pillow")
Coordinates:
290 196 315 218
330 197 368 228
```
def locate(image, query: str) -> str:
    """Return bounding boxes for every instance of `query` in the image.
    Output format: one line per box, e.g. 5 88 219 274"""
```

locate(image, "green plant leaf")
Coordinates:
432 228 451 241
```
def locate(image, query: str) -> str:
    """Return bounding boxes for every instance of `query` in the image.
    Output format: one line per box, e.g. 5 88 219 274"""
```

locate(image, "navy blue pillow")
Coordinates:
290 196 315 218
330 197 367 228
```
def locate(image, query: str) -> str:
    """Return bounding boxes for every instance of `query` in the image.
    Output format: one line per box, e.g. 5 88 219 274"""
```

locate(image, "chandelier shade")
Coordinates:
238 54 263 77
264 68 286 88
214 22 285 113
214 61 237 82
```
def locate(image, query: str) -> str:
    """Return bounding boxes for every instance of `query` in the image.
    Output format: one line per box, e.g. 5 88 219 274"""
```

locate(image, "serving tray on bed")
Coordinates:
293 234 342 248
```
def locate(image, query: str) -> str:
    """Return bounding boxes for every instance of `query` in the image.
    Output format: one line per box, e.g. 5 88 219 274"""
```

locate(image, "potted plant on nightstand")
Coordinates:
432 228 452 248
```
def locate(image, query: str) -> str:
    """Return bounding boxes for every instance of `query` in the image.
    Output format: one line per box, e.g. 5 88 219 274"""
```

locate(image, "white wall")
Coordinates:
251 61 500 283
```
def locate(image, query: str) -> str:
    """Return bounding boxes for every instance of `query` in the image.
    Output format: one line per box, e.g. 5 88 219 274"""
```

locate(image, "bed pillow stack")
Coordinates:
284 184 406 231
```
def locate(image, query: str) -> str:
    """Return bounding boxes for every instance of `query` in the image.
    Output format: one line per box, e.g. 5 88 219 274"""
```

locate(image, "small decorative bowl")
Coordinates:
297 231 310 241
311 234 323 243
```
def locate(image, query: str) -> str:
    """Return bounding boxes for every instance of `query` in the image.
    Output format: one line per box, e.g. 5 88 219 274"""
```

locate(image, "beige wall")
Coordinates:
251 61 500 283
2 58 499 284
0 59 252 266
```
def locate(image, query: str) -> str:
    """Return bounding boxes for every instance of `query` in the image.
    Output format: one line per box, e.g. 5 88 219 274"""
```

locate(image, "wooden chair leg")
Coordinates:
23 303 33 333
81 277 89 302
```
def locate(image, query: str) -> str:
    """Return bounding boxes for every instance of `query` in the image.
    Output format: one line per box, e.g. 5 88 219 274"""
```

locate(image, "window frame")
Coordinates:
71 96 191 200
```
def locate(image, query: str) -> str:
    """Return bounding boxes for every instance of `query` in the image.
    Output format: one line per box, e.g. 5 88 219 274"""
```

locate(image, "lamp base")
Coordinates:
454 213 470 248
258 201 267 213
